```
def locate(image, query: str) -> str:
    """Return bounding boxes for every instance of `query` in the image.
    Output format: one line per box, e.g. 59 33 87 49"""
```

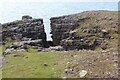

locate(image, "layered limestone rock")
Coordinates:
50 10 118 50
2 11 118 51
50 16 79 45
2 15 47 47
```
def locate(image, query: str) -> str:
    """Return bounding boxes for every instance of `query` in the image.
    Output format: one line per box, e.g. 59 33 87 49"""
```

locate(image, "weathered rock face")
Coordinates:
50 10 118 50
50 16 79 46
2 16 47 47
1 11 118 51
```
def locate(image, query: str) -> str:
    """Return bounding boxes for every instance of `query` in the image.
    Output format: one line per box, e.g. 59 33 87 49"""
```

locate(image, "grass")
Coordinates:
1 10 118 78
1 47 118 78
3 51 61 78
0 46 3 80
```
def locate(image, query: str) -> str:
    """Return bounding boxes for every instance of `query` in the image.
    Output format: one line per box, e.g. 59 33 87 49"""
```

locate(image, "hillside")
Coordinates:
50 10 118 50
1 10 119 78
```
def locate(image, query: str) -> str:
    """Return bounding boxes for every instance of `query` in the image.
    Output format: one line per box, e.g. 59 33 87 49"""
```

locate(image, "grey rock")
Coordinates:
22 15 32 20
79 70 87 78
49 46 64 51
3 48 14 55
65 69 74 74
50 11 117 50
101 29 108 33
41 49 49 52
2 16 47 47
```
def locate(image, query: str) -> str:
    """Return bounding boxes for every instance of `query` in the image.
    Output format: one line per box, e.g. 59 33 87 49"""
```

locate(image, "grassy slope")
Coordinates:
2 47 118 78
2 10 118 78
3 51 60 78
75 11 118 50
0 46 3 79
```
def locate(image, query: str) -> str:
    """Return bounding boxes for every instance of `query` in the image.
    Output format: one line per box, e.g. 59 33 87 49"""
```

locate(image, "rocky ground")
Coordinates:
51 10 118 50
2 15 47 48
1 46 118 78
1 10 119 79
57 48 118 78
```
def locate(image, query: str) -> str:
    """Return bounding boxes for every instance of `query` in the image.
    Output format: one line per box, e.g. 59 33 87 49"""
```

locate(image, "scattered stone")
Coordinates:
22 37 31 41
101 45 107 50
3 39 45 55
61 77 66 80
101 29 108 34
67 62 70 64
94 74 99 77
3 48 14 55
113 52 118 56
65 69 73 74
49 46 64 51
79 70 87 78
42 49 49 52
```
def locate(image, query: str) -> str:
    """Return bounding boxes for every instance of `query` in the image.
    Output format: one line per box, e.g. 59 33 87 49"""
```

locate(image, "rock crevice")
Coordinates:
1 10 118 51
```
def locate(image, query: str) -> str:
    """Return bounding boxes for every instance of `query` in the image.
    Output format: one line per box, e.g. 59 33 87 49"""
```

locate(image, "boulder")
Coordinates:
3 48 14 55
79 70 87 78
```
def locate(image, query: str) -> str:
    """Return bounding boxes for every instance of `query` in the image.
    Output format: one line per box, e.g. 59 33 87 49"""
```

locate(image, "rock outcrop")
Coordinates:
2 15 47 47
50 10 118 50
2 11 118 51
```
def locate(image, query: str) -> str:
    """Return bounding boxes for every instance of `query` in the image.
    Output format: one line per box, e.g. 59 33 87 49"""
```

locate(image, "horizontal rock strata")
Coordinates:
50 10 118 50
2 15 47 47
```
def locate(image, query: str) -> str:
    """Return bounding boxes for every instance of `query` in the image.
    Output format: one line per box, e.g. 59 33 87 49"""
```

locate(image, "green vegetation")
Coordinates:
2 47 117 78
1 10 118 78
3 51 60 78
0 46 2 80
